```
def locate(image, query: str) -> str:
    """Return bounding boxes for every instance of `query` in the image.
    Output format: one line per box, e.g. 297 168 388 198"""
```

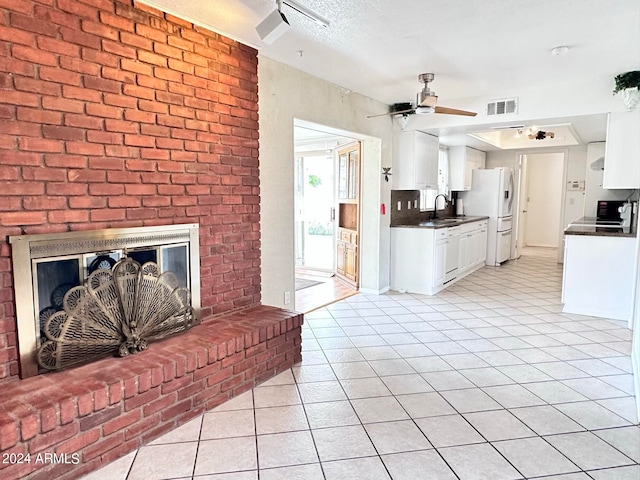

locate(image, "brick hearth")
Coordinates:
0 306 303 479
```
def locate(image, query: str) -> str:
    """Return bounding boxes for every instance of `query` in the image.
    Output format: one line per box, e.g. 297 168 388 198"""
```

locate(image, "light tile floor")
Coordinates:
84 254 639 480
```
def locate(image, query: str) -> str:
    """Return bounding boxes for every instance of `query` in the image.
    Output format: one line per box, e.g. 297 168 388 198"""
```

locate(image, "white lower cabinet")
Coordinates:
391 219 487 295
434 236 447 287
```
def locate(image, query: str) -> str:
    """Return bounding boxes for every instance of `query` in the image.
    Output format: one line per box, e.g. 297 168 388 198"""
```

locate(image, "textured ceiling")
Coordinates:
142 0 639 105
141 0 639 144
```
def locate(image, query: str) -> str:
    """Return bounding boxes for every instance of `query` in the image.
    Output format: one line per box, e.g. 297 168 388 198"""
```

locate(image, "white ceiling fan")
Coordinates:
368 73 477 118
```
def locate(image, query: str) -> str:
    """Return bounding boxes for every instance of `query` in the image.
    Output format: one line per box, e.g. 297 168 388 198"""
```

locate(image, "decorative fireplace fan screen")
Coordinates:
37 258 194 371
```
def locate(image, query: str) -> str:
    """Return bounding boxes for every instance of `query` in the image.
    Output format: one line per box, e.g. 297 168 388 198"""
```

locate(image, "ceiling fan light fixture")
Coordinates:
415 106 435 114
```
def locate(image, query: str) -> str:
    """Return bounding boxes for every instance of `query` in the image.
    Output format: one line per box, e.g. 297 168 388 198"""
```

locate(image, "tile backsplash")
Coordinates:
390 190 458 226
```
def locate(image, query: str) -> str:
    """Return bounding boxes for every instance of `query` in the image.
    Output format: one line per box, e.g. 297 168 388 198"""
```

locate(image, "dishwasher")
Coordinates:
445 226 460 283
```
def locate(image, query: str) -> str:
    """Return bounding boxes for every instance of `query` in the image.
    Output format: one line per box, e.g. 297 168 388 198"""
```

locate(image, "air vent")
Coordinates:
486 98 518 116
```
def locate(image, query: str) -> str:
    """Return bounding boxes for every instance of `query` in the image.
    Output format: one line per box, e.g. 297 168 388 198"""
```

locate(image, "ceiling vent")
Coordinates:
486 98 518 116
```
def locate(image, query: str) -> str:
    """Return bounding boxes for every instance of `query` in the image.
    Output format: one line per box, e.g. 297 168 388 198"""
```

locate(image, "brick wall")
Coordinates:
0 0 261 382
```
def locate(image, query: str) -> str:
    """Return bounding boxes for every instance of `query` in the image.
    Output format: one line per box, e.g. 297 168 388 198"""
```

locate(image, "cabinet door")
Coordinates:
603 110 640 189
434 240 446 286
336 241 346 275
393 130 439 189
478 227 488 264
345 244 357 281
415 131 439 189
458 234 470 274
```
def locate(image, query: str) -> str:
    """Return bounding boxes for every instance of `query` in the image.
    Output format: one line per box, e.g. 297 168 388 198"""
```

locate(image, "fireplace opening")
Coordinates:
10 224 201 378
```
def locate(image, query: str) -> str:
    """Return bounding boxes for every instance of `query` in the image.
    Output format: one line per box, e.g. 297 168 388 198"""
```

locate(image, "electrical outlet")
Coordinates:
284 291 291 305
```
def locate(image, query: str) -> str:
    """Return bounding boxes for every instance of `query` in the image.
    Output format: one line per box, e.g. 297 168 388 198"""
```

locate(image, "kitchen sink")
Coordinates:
432 218 459 224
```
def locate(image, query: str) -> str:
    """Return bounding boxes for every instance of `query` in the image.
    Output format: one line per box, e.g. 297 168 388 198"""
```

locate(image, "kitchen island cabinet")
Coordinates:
562 222 636 323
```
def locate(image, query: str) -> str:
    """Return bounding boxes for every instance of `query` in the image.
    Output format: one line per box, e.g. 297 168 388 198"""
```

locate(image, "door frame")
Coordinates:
514 148 568 262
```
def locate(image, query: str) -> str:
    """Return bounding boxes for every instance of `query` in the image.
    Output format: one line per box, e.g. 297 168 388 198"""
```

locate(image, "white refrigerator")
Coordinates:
459 167 515 266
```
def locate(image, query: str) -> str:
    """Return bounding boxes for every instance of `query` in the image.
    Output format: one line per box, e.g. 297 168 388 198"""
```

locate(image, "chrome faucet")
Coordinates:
432 194 448 219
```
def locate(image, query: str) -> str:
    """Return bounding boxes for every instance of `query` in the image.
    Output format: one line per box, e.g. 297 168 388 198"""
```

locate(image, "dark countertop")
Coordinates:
391 216 489 229
564 217 636 238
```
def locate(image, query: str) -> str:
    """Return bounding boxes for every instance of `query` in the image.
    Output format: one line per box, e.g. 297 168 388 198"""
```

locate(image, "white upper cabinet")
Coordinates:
449 146 486 191
393 130 439 190
603 110 640 189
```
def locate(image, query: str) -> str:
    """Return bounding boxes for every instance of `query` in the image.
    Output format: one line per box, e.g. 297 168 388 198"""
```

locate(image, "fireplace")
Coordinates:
9 224 201 378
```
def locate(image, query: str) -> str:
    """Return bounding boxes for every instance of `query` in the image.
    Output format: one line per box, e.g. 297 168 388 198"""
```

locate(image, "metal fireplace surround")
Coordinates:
9 224 201 379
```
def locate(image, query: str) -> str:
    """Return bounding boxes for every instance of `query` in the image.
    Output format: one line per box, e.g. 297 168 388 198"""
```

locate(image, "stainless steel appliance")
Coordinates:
459 167 514 266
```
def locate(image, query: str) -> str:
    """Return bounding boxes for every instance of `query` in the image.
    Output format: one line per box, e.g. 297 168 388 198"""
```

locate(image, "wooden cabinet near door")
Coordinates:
336 228 358 284
336 143 361 287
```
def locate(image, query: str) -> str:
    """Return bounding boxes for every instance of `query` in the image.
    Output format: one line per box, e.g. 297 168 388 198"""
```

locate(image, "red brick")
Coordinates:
120 31 152 50
137 50 167 67
90 209 126 221
42 125 85 141
60 27 101 49
42 96 85 113
48 210 89 223
57 0 99 20
34 4 78 29
62 84 101 102
66 141 105 155
102 40 137 59
0 211 46 226
56 428 100 455
36 35 80 57
20 413 38 441
99 11 134 32
81 46 118 67
23 196 67 210
102 409 140 436
14 76 60 96
9 12 58 37
123 84 154 100
82 432 125 461
17 107 62 125
86 104 122 119
18 138 64 152
0 25 36 46
121 58 153 76
84 76 121 94
0 0 32 15
135 23 166 42
60 56 100 75
1 90 39 107
81 20 118 40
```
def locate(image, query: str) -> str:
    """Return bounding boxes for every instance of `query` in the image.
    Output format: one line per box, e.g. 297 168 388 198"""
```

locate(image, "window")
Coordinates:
419 187 439 211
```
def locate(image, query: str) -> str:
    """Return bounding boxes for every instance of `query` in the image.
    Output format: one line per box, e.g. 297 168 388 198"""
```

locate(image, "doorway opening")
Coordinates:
515 152 566 261
294 125 359 312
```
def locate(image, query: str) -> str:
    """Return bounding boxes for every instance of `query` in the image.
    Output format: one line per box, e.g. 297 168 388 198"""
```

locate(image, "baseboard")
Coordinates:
359 285 390 295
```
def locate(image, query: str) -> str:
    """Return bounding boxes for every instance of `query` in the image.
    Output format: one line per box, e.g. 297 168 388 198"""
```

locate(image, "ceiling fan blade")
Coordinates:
418 95 438 108
366 108 415 118
434 106 477 117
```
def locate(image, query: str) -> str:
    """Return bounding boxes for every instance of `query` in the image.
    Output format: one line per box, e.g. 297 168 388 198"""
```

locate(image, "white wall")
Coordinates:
524 153 564 247
258 57 393 309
